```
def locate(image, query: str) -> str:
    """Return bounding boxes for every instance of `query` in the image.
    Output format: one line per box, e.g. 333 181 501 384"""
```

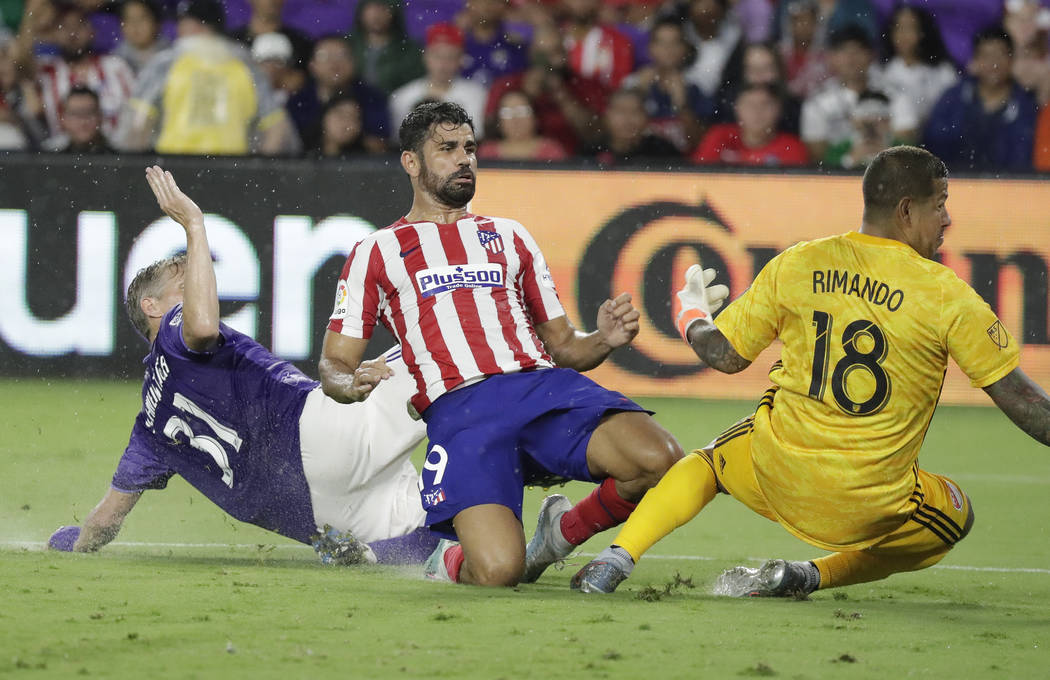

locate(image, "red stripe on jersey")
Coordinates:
361 243 385 337
392 225 460 405
477 218 531 369
371 236 430 412
437 220 501 375
326 241 362 335
512 232 552 360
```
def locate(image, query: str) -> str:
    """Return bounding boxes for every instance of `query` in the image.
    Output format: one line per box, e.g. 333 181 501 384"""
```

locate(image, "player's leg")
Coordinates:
573 413 783 593
452 504 527 586
521 409 683 582
810 470 974 590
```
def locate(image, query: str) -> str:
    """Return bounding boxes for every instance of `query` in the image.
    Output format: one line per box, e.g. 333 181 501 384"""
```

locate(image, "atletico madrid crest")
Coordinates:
477 229 504 254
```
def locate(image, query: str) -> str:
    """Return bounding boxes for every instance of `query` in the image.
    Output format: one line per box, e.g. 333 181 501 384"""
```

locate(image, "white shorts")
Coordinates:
298 354 427 543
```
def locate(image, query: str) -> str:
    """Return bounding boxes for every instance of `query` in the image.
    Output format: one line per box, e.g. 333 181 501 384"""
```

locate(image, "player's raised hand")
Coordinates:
145 165 204 231
349 356 394 400
597 292 640 349
674 264 729 341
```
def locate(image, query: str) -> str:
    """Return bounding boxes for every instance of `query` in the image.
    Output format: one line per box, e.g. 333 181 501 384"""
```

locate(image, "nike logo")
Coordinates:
399 245 420 258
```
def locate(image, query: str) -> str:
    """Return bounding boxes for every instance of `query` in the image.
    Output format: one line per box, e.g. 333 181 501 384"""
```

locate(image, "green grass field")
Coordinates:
2 378 1048 679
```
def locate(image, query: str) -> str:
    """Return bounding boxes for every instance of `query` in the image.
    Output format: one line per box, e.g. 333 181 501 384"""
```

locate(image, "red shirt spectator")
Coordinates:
562 0 634 91
692 123 809 166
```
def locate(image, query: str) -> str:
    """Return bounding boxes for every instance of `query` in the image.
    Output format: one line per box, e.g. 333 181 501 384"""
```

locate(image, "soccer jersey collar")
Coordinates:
846 230 917 254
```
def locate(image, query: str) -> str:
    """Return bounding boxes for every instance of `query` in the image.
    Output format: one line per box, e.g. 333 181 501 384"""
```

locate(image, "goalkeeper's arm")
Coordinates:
674 264 751 374
49 488 142 552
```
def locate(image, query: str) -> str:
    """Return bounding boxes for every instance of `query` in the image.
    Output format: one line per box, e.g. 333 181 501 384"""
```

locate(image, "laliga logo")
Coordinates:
577 200 777 378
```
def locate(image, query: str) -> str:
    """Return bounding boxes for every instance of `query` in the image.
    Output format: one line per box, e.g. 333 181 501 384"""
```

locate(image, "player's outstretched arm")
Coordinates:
535 292 640 371
319 331 389 403
145 166 219 352
983 367 1050 447
685 320 752 374
49 488 142 553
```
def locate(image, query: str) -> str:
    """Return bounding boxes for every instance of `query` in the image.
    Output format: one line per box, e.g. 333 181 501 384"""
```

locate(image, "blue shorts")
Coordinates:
419 368 649 539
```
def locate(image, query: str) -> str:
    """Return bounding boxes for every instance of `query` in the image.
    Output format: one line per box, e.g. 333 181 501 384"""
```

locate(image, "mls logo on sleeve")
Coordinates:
477 229 504 254
986 320 1009 350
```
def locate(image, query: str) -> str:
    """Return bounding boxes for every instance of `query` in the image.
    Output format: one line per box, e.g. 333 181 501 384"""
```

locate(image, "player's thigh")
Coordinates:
702 416 778 523
453 504 526 583
585 411 684 481
867 469 974 560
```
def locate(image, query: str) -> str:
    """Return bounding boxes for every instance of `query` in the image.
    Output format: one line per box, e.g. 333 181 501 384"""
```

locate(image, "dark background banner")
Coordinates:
0 154 408 379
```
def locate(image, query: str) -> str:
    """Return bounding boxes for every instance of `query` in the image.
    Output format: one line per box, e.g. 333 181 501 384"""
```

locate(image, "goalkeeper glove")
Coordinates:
674 264 729 341
48 525 80 551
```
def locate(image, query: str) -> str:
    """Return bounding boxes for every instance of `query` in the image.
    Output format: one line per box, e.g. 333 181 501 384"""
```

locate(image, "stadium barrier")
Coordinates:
1 154 1046 405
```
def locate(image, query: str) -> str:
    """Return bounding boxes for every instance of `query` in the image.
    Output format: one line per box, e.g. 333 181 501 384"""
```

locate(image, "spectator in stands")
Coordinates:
924 26 1037 173
286 36 389 153
773 0 879 52
484 22 605 153
713 41 802 135
622 16 709 153
584 87 680 165
778 0 829 99
16 1 134 140
692 82 808 167
0 33 43 148
43 85 113 152
868 0 1003 68
680 0 742 98
824 90 898 168
389 23 486 136
230 0 313 71
312 91 368 157
879 5 957 127
561 0 634 92
113 0 169 74
1005 0 1050 105
478 89 567 160
251 32 305 106
115 0 300 156
800 24 917 164
457 0 529 88
346 0 424 94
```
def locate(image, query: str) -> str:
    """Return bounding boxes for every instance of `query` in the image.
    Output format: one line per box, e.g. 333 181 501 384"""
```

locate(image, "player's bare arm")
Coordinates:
685 320 753 374
47 488 142 553
145 166 219 352
983 367 1050 447
535 292 640 371
318 331 385 403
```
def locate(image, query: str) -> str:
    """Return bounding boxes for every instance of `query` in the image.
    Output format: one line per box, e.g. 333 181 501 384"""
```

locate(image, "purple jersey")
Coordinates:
112 304 320 543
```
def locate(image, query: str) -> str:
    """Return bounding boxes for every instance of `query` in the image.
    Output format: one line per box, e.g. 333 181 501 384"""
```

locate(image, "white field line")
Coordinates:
4 541 1049 575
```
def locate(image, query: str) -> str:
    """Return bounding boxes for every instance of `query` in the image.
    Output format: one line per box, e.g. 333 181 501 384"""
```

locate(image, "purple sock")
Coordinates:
366 528 440 565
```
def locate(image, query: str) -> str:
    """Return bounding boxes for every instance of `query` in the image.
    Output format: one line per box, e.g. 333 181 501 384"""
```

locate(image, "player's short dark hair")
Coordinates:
398 101 475 154
862 146 948 220
125 253 186 340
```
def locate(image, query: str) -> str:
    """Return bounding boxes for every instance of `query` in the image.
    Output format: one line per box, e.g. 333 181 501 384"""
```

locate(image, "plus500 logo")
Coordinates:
415 264 504 298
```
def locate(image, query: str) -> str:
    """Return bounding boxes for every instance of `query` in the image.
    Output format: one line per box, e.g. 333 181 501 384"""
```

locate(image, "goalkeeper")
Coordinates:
48 167 439 566
571 146 1050 595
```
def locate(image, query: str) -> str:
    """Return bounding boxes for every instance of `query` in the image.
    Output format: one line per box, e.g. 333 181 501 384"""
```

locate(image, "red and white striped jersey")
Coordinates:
328 214 565 413
37 55 135 137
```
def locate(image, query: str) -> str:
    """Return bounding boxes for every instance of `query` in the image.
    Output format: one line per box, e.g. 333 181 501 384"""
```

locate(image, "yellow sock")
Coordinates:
812 547 949 589
613 452 718 562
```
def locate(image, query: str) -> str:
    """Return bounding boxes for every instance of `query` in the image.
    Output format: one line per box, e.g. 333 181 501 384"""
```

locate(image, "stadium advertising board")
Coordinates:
2 157 1046 405
473 170 1050 406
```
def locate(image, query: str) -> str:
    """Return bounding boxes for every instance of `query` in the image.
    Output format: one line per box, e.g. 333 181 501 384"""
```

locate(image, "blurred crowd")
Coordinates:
3 0 1050 171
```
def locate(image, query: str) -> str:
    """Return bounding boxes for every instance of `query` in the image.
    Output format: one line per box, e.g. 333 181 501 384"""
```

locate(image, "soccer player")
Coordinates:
48 167 438 566
572 145 1050 595
321 102 683 587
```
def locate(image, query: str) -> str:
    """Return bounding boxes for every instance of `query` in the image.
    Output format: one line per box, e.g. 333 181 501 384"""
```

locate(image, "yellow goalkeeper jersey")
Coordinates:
714 231 1020 550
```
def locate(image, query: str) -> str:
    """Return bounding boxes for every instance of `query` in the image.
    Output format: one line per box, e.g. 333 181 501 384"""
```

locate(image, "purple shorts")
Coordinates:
420 368 649 539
